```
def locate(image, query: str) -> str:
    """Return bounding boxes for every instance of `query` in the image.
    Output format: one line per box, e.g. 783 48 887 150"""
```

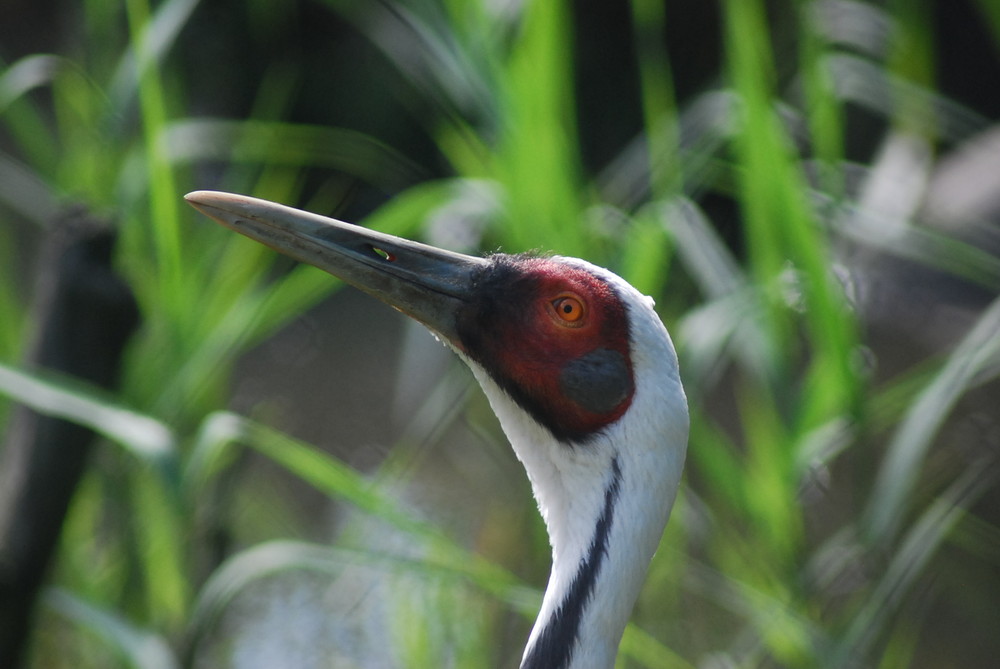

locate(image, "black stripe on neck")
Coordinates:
520 456 623 669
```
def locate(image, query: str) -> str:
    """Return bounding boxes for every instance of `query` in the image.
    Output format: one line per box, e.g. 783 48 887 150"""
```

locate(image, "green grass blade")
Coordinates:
866 294 1000 541
494 0 584 256
619 624 695 669
723 0 859 425
629 0 682 198
841 463 997 663
796 0 847 200
108 0 200 110
43 588 180 669
619 203 675 297
133 466 190 628
0 362 175 462
125 0 184 322
0 55 61 173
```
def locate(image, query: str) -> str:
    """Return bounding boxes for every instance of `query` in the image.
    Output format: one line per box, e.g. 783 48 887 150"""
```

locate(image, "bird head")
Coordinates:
185 191 661 446
186 190 688 669
452 253 635 444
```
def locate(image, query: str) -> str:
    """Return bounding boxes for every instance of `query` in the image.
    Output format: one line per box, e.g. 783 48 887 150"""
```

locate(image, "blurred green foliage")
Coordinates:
2 0 1000 667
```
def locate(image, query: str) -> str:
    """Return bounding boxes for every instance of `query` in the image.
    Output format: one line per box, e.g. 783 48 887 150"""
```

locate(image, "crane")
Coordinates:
185 191 689 669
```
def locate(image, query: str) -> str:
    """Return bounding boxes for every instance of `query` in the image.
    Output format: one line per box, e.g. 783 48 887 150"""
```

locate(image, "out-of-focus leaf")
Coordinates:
0 54 61 171
108 0 201 110
0 363 175 462
841 462 997 662
163 119 427 192
43 588 180 669
866 294 1000 541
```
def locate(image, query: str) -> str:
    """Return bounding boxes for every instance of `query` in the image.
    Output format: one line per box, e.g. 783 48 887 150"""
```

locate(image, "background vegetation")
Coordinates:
2 0 999 667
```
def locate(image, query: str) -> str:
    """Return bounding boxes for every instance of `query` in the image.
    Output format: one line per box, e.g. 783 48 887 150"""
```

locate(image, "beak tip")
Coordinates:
184 191 250 226
183 191 214 216
185 189 250 205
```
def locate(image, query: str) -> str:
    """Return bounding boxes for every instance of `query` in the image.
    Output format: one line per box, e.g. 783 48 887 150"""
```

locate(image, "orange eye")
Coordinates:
550 294 586 325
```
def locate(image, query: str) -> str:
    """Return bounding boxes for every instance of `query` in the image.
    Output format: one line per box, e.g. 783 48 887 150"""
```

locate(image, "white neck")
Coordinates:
461 281 688 669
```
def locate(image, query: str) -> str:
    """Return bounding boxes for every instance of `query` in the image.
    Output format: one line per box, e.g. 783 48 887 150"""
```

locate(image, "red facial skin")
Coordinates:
455 256 634 443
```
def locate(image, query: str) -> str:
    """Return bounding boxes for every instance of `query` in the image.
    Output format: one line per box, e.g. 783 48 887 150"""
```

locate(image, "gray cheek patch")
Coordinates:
558 348 633 414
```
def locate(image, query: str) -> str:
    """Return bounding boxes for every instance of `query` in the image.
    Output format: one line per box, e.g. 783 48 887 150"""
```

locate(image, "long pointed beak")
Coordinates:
184 190 487 347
